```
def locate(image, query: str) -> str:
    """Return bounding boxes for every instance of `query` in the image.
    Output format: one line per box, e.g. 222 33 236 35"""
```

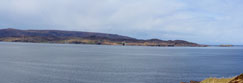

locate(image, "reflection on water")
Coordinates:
0 42 242 83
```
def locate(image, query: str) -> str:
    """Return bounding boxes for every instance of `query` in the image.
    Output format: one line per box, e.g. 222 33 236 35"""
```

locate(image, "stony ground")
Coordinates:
182 74 243 83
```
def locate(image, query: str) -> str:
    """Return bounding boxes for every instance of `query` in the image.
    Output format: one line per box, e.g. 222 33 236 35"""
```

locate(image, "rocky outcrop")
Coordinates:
229 74 243 83
182 74 243 83
180 81 200 83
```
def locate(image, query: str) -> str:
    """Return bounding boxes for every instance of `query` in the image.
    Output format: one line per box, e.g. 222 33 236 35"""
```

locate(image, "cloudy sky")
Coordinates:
0 0 243 45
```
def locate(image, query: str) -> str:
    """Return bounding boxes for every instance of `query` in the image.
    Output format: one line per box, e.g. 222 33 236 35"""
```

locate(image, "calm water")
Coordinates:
0 42 242 83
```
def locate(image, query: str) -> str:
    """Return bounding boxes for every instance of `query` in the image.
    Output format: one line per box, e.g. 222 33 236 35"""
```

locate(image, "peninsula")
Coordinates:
0 28 206 47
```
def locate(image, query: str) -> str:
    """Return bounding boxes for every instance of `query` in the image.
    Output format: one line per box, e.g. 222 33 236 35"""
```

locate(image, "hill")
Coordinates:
0 28 205 47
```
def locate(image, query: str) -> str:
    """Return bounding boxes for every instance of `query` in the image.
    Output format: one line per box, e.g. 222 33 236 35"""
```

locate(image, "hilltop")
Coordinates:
0 28 205 47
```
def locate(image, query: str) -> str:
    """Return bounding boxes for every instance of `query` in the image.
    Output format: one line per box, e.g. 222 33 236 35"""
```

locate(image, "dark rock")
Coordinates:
190 81 200 83
181 80 200 83
229 74 243 83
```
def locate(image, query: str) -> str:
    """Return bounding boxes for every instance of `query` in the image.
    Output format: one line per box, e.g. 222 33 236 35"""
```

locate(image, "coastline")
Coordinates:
182 74 243 83
0 28 205 47
0 41 241 48
0 41 209 47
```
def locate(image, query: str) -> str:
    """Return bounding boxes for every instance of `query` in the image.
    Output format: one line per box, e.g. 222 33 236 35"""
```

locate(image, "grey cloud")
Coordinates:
0 0 243 44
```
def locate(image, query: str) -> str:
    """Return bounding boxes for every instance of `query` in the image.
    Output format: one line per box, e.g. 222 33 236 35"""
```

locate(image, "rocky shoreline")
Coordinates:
181 74 243 83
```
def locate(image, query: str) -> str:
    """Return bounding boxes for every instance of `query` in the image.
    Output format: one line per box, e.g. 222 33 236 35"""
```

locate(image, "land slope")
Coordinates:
182 74 243 83
0 28 205 47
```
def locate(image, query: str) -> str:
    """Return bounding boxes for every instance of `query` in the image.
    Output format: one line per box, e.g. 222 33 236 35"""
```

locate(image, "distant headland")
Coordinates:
0 28 207 47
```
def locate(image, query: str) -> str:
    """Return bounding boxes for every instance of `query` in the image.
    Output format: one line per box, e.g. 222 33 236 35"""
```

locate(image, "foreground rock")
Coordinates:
180 80 200 83
182 74 243 83
229 74 243 83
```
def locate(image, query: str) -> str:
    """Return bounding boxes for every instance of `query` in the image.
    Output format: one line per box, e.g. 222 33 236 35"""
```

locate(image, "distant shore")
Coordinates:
0 28 240 47
0 28 205 47
0 41 241 48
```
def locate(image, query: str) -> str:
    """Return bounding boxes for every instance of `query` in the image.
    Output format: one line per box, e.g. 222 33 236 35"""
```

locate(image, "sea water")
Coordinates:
0 42 242 83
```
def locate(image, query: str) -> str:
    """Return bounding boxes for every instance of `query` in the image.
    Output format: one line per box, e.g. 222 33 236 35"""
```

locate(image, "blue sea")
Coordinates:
0 42 242 83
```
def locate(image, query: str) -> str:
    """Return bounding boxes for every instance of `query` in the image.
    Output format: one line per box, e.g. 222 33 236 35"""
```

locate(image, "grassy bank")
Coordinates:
182 74 243 83
200 78 233 83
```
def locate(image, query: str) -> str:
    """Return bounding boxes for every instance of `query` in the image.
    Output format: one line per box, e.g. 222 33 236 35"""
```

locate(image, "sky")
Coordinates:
0 0 243 45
